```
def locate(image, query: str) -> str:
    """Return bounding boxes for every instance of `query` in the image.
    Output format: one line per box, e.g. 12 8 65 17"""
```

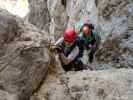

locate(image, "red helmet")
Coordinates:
64 28 76 42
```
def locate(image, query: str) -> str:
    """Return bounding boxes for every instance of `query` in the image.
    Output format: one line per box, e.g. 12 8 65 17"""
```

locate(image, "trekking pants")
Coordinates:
62 59 93 71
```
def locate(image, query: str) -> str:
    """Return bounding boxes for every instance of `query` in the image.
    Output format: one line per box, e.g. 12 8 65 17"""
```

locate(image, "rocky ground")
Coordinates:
31 68 133 100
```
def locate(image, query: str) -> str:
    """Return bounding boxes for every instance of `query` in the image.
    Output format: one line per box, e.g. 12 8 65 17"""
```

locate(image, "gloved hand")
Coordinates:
55 46 62 53
49 45 57 51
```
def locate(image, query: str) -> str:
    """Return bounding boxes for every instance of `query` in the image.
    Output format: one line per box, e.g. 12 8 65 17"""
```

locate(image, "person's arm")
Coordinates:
52 37 64 53
91 32 101 53
54 37 64 46
59 46 79 65
76 36 84 58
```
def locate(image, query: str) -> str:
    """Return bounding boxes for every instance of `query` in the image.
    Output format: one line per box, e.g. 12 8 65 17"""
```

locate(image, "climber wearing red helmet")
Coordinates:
63 28 76 44
54 28 93 71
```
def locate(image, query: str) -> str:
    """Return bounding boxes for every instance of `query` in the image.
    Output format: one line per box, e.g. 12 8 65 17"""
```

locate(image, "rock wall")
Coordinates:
95 0 133 69
27 0 50 32
47 0 68 40
0 8 50 100
27 0 132 41
95 32 133 69
26 1 133 100
0 0 132 100
97 0 133 41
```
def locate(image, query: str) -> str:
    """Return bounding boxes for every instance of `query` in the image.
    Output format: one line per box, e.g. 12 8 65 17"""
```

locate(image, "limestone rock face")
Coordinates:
27 0 132 42
97 0 133 41
27 0 50 32
47 0 68 40
0 9 50 100
64 0 132 41
66 0 98 28
95 32 133 69
27 0 66 40
95 0 133 69
0 90 18 100
10 0 133 100
33 69 133 100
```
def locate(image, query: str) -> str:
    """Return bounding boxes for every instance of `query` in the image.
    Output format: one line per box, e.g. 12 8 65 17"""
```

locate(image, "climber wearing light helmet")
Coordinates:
54 28 93 71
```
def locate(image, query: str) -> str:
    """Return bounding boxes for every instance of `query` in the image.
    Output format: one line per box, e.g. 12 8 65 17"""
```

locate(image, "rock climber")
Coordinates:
52 28 93 71
78 23 101 63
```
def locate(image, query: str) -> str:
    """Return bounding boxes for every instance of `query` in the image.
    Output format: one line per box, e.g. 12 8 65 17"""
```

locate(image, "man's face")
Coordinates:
64 41 74 47
82 26 91 36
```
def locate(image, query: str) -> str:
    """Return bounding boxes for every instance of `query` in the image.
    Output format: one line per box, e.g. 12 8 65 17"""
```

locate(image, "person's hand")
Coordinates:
86 44 92 49
49 45 57 51
55 46 62 53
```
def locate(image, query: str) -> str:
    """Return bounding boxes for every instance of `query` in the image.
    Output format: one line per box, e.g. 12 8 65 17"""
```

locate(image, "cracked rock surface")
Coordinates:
0 8 50 100
32 69 133 100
